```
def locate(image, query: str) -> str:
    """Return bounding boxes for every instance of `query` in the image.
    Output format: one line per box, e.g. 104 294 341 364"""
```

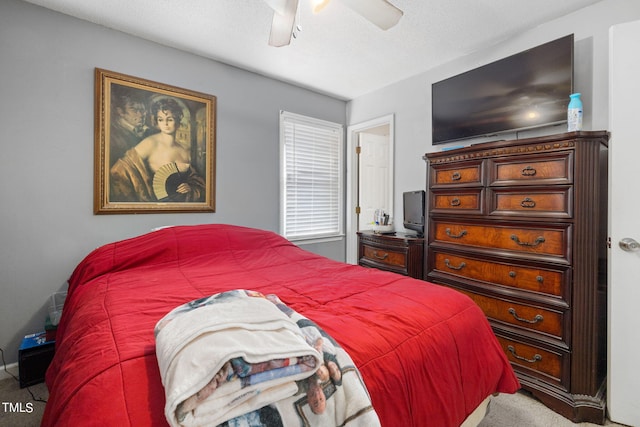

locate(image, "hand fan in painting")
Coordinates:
153 163 186 202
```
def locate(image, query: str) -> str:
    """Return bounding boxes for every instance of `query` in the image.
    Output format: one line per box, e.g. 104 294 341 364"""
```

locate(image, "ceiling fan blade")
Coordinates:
268 0 298 47
340 0 403 30
264 0 288 16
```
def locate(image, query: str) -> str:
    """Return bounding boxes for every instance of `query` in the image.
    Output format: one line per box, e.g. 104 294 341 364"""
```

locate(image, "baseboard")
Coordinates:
0 362 19 381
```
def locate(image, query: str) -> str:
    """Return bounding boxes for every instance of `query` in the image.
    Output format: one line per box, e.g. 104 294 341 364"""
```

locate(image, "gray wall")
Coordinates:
0 0 346 363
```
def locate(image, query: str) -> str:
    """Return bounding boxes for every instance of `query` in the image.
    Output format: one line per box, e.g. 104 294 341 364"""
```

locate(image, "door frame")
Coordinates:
346 114 395 264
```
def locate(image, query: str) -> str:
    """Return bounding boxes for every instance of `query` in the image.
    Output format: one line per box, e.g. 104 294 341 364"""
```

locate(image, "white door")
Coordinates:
608 20 640 427
359 129 391 230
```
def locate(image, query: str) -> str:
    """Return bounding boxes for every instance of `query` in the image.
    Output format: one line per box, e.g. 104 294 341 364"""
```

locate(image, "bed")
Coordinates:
42 224 519 426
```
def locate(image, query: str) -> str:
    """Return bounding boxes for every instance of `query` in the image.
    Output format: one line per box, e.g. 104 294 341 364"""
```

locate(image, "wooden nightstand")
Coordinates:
357 230 424 279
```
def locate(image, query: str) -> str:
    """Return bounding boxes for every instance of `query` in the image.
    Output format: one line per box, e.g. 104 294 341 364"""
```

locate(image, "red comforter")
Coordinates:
42 224 519 426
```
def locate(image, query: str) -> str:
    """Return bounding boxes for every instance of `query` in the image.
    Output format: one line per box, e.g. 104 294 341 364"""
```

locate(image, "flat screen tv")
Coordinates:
403 190 425 236
432 34 574 145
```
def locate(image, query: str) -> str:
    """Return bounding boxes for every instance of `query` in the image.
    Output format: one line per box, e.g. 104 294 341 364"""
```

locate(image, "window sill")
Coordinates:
288 234 345 245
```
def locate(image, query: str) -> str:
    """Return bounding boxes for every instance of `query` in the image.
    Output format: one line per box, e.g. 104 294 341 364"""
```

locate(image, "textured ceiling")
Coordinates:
22 0 602 100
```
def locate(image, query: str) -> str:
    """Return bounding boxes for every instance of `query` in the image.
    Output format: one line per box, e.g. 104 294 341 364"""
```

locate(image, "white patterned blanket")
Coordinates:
155 290 380 427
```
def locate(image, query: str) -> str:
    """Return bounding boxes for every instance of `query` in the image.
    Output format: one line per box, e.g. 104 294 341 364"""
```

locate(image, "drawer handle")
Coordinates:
451 172 461 181
445 228 468 239
520 197 536 208
511 234 545 247
372 251 389 260
521 166 537 176
508 308 544 324
444 259 466 270
507 345 542 364
509 271 544 283
450 198 461 207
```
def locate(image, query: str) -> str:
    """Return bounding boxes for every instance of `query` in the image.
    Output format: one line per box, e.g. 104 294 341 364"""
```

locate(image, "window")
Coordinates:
280 111 344 242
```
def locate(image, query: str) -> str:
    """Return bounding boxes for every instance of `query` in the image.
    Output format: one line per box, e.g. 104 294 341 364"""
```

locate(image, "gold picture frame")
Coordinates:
94 68 216 214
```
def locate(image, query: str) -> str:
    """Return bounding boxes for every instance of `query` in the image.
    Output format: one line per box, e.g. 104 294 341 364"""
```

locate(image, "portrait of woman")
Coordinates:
94 68 216 214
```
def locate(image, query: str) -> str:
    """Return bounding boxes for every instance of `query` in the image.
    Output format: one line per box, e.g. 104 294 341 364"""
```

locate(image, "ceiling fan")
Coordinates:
263 0 403 47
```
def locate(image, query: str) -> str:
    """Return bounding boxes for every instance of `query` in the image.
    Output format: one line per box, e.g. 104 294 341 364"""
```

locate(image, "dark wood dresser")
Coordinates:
357 231 424 279
424 131 609 424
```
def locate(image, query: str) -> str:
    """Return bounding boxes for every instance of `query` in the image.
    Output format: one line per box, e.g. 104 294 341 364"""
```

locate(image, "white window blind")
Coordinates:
280 111 344 242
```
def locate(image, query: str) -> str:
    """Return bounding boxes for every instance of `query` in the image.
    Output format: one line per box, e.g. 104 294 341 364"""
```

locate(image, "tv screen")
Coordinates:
403 190 425 236
432 34 574 145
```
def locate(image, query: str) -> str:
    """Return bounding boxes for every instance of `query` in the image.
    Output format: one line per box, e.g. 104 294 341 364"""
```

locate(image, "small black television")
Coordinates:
432 34 574 145
403 190 425 236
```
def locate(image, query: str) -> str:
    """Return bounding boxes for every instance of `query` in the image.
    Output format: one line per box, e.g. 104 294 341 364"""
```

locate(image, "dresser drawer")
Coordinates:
430 189 484 215
458 289 565 340
489 152 573 186
489 187 572 218
431 221 569 260
361 244 406 269
431 251 566 299
496 335 568 388
430 160 483 187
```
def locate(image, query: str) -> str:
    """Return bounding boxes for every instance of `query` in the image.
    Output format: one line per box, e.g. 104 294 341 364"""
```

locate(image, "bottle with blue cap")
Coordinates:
567 93 583 131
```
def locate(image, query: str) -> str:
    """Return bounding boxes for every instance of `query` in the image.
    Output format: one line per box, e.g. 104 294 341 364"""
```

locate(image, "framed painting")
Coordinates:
94 68 216 214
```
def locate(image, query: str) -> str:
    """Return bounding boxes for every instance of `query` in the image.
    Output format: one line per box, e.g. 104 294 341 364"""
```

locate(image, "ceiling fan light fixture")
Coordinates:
312 0 331 14
265 0 403 47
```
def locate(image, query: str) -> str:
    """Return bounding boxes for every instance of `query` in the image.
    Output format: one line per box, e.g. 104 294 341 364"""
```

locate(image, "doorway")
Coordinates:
346 115 394 264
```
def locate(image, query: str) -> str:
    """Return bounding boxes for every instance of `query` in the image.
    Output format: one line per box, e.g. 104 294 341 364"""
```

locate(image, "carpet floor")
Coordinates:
0 376 48 427
478 391 626 427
